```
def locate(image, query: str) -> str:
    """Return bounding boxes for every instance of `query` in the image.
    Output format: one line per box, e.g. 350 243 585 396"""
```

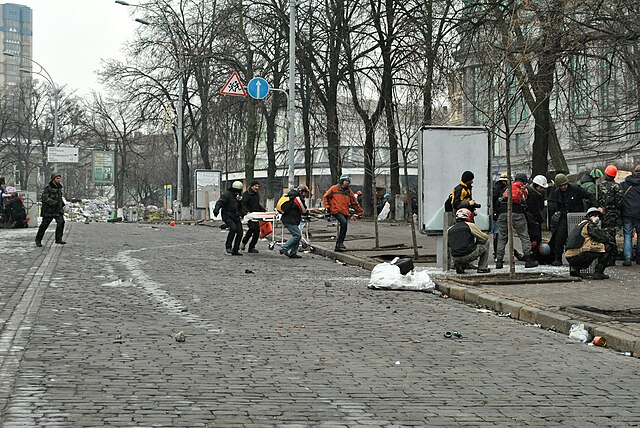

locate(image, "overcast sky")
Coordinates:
15 0 140 96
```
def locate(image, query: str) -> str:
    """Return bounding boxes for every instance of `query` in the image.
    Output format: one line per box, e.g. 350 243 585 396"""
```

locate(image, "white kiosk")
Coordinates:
417 126 491 270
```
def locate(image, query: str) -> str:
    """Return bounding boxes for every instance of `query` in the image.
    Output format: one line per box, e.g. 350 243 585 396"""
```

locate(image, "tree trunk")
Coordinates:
245 97 257 184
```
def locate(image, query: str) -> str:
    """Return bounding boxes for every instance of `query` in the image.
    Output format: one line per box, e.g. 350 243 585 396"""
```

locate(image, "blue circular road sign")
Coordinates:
247 77 270 100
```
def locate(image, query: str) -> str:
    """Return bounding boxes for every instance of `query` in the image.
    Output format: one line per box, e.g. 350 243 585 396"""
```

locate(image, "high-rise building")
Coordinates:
0 3 32 88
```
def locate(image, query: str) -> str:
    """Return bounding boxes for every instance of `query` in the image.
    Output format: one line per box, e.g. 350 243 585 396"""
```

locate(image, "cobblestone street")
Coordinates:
2 222 639 426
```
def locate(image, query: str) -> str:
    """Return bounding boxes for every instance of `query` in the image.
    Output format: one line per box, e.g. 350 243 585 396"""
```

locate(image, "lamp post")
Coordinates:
287 0 296 189
116 0 185 217
4 52 60 171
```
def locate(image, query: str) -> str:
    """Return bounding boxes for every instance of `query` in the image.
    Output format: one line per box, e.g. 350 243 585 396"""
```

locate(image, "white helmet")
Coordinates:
455 208 473 222
532 175 549 188
232 181 244 190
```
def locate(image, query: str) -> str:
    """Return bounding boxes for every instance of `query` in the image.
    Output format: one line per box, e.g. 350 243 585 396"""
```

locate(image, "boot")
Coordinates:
335 243 347 252
35 239 42 247
524 255 539 268
454 262 465 274
593 264 609 280
514 250 525 261
569 268 582 278
495 260 504 269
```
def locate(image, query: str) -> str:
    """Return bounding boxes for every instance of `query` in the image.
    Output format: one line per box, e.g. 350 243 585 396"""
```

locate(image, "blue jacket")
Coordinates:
621 175 640 219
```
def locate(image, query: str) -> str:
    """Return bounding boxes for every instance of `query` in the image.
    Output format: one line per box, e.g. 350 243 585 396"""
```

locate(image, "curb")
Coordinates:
314 243 639 357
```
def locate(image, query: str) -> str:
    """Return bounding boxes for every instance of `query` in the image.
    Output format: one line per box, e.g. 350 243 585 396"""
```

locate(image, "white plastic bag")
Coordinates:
569 323 589 343
368 263 435 291
377 201 390 221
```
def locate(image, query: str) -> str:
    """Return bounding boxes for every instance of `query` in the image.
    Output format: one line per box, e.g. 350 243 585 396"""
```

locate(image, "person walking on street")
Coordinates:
598 165 623 266
447 208 491 274
323 175 363 252
565 207 615 279
8 192 28 228
35 172 66 246
620 165 640 265
495 173 538 269
547 173 597 266
213 181 245 255
279 185 310 258
240 181 265 254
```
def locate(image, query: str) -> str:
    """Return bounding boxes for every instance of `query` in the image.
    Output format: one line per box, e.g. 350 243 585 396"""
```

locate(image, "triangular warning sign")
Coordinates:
220 72 246 97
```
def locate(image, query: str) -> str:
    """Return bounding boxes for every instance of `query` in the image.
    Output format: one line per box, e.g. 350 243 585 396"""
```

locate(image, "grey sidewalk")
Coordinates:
306 218 640 355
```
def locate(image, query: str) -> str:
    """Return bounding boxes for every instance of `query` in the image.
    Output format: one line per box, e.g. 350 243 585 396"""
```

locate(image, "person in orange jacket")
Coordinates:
323 174 363 252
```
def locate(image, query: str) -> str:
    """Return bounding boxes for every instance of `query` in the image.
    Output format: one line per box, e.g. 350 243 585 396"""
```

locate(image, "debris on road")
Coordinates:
569 323 589 343
368 263 435 291
175 331 186 342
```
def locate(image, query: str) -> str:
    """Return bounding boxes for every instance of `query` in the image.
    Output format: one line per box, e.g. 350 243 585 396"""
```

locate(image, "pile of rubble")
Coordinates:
65 198 168 223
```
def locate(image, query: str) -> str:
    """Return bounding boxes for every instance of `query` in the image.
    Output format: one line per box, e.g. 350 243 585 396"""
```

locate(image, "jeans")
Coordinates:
333 213 348 243
281 223 301 255
36 214 65 242
623 217 640 262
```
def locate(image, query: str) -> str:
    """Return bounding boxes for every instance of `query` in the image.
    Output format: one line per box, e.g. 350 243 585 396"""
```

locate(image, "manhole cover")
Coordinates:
564 306 640 323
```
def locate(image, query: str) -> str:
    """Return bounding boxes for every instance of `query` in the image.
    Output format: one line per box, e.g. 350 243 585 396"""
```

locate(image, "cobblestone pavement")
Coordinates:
2 222 640 427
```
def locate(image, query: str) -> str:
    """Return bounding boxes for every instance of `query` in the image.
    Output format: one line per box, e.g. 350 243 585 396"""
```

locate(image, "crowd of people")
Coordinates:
213 174 363 258
447 165 640 279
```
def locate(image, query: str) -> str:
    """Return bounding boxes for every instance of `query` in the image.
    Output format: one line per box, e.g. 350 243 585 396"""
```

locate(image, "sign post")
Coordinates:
92 151 115 184
247 77 269 100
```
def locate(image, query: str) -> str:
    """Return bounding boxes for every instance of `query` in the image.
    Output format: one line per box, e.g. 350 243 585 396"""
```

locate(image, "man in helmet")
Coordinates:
620 165 640 265
597 165 623 265
565 207 615 279
491 172 510 259
240 181 266 254
279 185 310 258
213 181 245 255
547 173 598 266
495 173 538 269
323 174 363 252
447 208 491 274
526 175 549 261
35 172 66 246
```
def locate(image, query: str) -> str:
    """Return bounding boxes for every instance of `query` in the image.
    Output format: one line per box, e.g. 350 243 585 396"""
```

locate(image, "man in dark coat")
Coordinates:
547 173 598 266
8 192 28 228
565 207 615 279
491 172 509 259
527 175 550 263
35 172 66 246
240 181 265 253
620 165 640 265
598 165 623 265
213 181 245 255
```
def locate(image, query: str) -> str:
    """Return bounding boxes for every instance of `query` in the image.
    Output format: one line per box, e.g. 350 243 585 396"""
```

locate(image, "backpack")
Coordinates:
276 195 291 214
444 193 453 212
503 182 527 205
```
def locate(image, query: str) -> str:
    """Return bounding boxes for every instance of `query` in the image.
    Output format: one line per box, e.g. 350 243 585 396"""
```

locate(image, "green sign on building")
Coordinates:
93 151 114 184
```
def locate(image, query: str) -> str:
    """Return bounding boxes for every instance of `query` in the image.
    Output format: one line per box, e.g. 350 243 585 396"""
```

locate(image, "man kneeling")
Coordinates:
565 207 614 279
448 208 490 274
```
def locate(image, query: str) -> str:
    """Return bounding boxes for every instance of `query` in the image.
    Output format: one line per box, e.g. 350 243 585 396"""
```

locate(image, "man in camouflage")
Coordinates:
598 165 623 265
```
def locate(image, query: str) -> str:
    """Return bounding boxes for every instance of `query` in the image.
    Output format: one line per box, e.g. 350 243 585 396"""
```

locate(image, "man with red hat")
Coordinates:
598 164 623 265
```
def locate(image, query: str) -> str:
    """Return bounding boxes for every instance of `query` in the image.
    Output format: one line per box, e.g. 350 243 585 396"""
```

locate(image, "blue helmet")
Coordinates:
339 174 351 183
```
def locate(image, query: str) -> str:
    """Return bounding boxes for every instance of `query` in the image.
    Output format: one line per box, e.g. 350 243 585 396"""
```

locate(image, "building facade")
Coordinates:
0 3 32 87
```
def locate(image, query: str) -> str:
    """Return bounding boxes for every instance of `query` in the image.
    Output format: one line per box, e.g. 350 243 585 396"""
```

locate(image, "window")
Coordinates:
514 133 527 155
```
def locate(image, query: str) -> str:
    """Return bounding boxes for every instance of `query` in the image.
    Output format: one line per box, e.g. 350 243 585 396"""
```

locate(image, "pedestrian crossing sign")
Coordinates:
220 72 246 97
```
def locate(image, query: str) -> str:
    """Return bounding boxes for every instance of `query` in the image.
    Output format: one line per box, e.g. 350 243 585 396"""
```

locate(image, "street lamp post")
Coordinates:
287 0 296 189
4 52 60 171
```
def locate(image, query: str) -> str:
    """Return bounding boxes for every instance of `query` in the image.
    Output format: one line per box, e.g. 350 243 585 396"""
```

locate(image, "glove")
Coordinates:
324 213 332 220
213 210 219 217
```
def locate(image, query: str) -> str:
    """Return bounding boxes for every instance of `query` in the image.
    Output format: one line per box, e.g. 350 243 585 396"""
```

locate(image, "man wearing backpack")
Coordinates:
323 174 363 252
279 185 310 258
620 165 640 265
495 173 538 269
565 207 615 279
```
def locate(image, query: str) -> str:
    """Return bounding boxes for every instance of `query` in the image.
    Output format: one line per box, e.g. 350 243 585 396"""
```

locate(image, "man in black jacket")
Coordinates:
447 208 490 274
213 181 245 255
240 181 265 253
526 175 548 253
35 172 66 246
8 192 28 228
620 165 640 265
547 173 598 266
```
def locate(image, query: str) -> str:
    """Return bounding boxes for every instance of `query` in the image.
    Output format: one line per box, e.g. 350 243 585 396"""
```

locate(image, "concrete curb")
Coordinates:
313 243 639 357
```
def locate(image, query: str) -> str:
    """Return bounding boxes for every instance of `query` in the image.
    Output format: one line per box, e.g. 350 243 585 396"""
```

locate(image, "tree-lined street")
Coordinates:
1 222 639 426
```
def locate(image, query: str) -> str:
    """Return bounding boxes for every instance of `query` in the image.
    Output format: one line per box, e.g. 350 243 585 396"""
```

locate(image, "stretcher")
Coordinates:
244 211 319 252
